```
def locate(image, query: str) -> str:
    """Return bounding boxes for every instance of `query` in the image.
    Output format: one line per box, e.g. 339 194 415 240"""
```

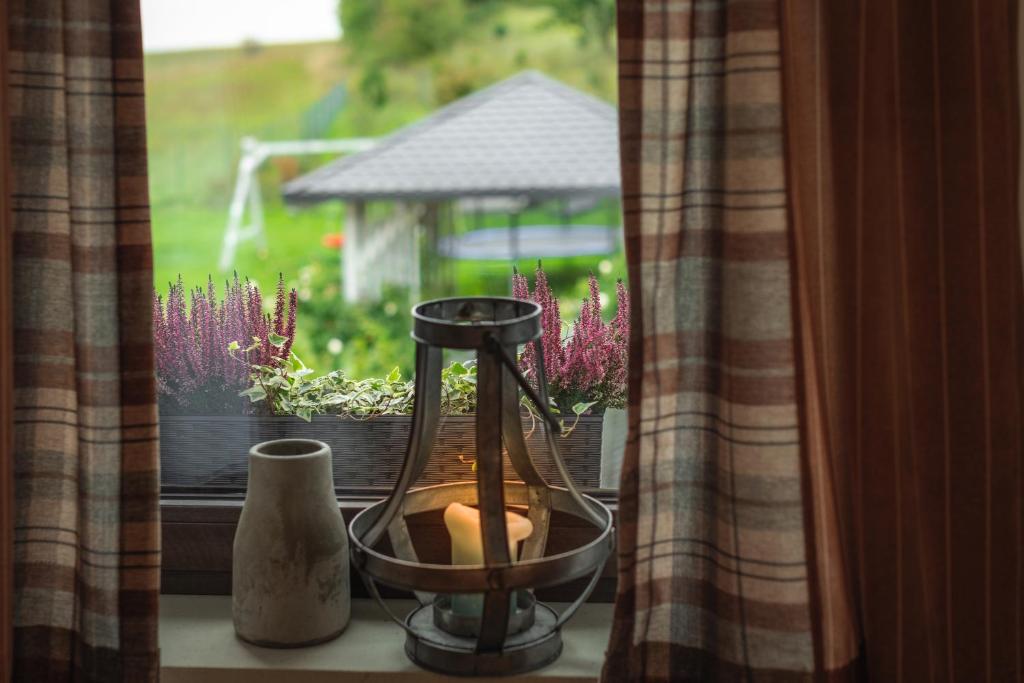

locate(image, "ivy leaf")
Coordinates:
448 362 467 376
572 401 597 416
296 406 313 423
227 340 240 352
386 367 401 383
239 385 267 403
268 332 288 348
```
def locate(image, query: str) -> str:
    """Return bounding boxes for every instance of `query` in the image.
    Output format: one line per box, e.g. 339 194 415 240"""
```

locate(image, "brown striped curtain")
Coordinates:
783 0 1022 680
3 1 161 681
606 0 1022 681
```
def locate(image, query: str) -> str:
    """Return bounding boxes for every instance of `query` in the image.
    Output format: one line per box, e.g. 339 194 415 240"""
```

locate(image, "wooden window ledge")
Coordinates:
160 595 612 683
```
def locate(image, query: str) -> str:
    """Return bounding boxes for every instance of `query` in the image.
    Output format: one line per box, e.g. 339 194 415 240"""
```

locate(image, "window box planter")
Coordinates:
160 413 604 493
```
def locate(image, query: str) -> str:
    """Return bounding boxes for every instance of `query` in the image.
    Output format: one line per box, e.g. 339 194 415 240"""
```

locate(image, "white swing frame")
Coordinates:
218 135 376 271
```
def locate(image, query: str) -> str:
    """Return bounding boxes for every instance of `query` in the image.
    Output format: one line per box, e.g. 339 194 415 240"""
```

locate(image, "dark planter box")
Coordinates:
160 414 603 493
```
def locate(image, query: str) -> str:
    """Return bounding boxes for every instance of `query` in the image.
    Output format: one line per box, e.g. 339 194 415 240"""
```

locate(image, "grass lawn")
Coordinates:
150 201 345 294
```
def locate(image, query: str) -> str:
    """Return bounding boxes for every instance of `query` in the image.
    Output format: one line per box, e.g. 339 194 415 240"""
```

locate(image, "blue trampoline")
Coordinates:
438 225 619 261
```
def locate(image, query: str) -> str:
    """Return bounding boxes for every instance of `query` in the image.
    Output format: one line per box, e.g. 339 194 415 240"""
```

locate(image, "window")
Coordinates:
144 0 626 510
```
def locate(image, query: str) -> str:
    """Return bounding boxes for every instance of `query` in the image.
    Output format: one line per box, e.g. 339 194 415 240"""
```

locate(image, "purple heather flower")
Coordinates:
511 265 630 411
152 274 299 412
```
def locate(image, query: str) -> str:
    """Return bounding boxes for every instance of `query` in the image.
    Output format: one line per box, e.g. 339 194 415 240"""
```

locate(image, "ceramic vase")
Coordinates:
232 438 350 647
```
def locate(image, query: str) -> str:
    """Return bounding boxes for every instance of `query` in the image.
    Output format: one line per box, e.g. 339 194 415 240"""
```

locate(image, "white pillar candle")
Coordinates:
443 502 533 616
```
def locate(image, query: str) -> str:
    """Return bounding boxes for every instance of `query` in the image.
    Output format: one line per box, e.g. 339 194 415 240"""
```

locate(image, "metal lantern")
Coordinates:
349 297 614 676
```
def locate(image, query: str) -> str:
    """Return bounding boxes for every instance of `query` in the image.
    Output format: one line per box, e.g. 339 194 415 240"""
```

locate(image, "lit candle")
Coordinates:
443 502 533 616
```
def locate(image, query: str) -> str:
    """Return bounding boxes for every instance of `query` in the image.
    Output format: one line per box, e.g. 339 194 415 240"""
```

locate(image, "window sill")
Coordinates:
160 595 611 682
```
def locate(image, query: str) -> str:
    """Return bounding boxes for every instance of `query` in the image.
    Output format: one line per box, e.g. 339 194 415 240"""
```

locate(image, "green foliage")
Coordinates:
234 344 605 431
241 352 411 420
340 0 487 108
439 361 477 415
240 351 482 421
527 0 615 49
287 365 416 420
337 2 615 109
293 249 414 378
572 400 597 416
340 0 477 67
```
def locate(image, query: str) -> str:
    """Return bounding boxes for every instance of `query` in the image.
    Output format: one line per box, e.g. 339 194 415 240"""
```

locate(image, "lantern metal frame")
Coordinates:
349 297 614 677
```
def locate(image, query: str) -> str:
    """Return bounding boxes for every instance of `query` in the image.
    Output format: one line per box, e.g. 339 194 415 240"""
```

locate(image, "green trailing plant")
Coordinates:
439 361 478 415
284 365 415 420
234 346 480 421
234 351 591 433
227 261 627 427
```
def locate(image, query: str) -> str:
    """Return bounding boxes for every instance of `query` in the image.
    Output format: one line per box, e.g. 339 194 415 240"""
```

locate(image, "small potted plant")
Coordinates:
154 274 603 492
514 263 630 489
153 273 297 485
153 272 298 416
230 355 604 491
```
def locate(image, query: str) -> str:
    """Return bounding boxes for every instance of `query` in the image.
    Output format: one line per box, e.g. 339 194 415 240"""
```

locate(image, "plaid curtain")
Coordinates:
6 0 160 680
604 1 845 679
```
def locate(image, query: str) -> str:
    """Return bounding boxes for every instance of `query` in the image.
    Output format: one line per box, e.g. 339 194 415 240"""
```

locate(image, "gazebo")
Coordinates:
283 71 621 302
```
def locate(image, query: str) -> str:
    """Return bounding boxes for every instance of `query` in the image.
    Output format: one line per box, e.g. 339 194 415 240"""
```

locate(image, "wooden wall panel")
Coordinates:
161 501 618 602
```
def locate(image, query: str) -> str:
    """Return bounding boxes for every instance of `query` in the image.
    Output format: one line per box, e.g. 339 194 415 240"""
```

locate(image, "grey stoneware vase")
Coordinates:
232 438 350 647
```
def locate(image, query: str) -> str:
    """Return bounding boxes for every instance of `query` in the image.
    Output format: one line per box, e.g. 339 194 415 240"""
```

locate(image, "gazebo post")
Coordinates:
605 197 619 251
420 202 440 297
343 200 365 302
408 202 422 302
509 210 520 262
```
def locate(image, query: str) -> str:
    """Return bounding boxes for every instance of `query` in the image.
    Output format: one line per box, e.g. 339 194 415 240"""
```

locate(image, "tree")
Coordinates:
338 0 614 108
339 0 501 107
340 0 474 66
530 0 615 50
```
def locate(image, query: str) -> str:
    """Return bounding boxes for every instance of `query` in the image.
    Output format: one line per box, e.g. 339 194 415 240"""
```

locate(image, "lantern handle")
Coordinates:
358 569 417 637
554 537 613 630
499 346 552 561
531 337 607 529
485 333 605 530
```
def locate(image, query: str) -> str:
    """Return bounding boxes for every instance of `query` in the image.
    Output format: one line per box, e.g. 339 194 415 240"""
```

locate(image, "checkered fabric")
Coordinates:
7 0 160 680
604 1 829 680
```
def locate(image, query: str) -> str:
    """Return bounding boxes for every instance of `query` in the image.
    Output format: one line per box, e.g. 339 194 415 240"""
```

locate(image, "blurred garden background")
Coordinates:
144 0 621 380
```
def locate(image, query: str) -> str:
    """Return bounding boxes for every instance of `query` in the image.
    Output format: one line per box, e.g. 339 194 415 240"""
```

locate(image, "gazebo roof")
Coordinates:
282 71 620 204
